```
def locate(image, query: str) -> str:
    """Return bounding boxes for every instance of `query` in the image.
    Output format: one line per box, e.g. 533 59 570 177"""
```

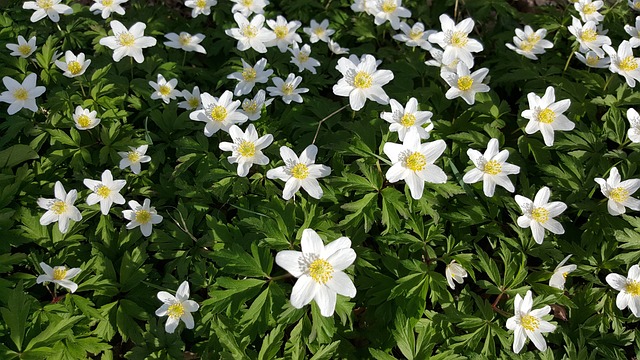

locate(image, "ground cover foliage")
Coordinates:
2 0 640 358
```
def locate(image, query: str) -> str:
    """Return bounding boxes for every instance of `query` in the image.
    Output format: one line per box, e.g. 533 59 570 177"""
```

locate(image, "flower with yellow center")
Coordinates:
99 21 157 63
333 54 394 111
521 86 574 146
575 0 603 23
266 144 331 200
290 44 321 74
603 41 640 87
123 198 163 237
442 62 490 105
303 19 335 43
149 74 180 104
6 35 37 58
36 262 82 293
429 14 483 67
625 16 640 49
128 151 140 162
228 58 273 96
506 290 556 353
191 90 248 136
13 89 29 101
184 0 215 17
239 89 273 121
506 25 554 60
164 31 206 53
90 0 128 19
219 124 273 177
595 166 640 216
265 15 302 52
463 138 520 197
393 22 434 50
373 0 411 30
384 129 447 199
515 186 567 244
275 229 356 317
226 13 275 53
381 97 434 141
267 73 309 104
156 281 199 333
550 254 577 290
118 145 151 174
607 264 640 317
84 169 126 215
55 51 91 78
73 106 101 130
445 260 468 290
0 73 46 115
569 16 611 58
23 0 73 23
37 181 82 234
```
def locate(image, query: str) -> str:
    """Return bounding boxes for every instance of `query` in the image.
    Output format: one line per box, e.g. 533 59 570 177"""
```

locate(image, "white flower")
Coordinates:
36 262 81 293
631 0 640 11
424 48 458 73
227 58 273 96
606 264 640 317
189 90 247 136
333 54 394 111
184 0 216 18
441 62 490 105
445 260 467 290
383 129 447 199
6 35 37 58
73 106 101 130
515 187 567 244
240 89 273 120
506 290 556 353
628 108 640 143
603 41 640 87
0 73 46 115
575 50 610 68
266 145 331 200
265 15 302 52
219 124 273 177
505 25 554 60
575 0 603 23
275 229 356 317
99 21 157 63
266 73 309 104
428 14 483 68
118 145 151 174
568 17 610 57
290 43 321 74
37 181 82 234
303 19 335 43
625 16 640 48
155 281 199 333
521 86 574 146
231 0 268 17
380 97 433 141
164 32 206 53
55 51 91 78
90 0 128 19
225 13 275 54
351 0 376 15
328 39 349 55
549 255 577 290
122 198 163 237
463 138 520 197
393 22 434 50
178 86 202 110
372 0 411 30
149 74 180 104
594 167 640 216
84 170 126 215
23 0 73 23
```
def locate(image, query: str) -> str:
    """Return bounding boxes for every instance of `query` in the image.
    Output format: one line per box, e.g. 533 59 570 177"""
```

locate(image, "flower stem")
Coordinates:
312 104 350 144
268 273 292 282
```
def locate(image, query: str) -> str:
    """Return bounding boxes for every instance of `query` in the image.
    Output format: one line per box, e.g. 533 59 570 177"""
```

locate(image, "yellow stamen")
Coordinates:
242 67 257 81
67 61 83 75
520 41 535 52
242 0 253 5
210 105 228 122
531 207 549 223
580 29 597 42
451 31 469 47
282 83 295 95
37 0 53 9
178 34 192 46
520 314 540 331
586 55 600 66
353 71 373 89
188 97 200 109
77 114 91 128
243 100 258 113
53 267 67 280
237 141 256 157
400 113 416 127
627 280 640 296
127 151 140 162
313 28 325 36
290 163 309 179
457 76 473 91
483 160 502 175
17 44 32 56
297 52 309 63
96 185 111 198
167 303 185 318
13 88 29 101
242 25 258 38
582 3 596 14
409 30 423 41
538 108 555 124
195 0 206 7
274 25 288 39
158 84 172 96
610 187 630 203
562 272 568 279
102 0 113 5
404 152 427 171
135 209 151 224
620 56 638 72
381 0 397 13
118 33 135 47
309 259 333 284
51 200 67 215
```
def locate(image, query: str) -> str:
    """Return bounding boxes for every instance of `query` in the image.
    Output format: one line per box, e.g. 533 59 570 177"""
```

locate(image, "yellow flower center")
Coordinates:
237 141 256 157
610 187 630 203
409 30 423 41
620 56 639 72
381 0 397 13
242 0 253 5
531 207 549 223
483 160 502 175
274 25 288 39
51 200 67 215
102 0 113 5
538 108 555 124
128 151 140 162
636 2 640 9
582 3 596 14
290 163 309 179
309 258 333 284
188 97 200 109
53 267 67 280
242 25 258 39
135 209 152 224
520 41 535 52
210 105 228 122
67 61 83 75
353 71 373 89
37 0 53 9
96 185 111 198
159 84 172 96
13 88 29 101
562 272 569 279
451 31 469 47
586 55 600 66
243 100 258 113
18 44 32 56
400 113 416 127
457 76 473 91
167 303 185 319
77 114 91 128
520 314 540 331
581 29 597 42
527 34 540 44
179 34 192 46
196 0 206 7
282 83 295 95
627 280 640 296
118 33 135 47
242 67 257 81
297 52 309 63
404 152 427 171
313 27 325 36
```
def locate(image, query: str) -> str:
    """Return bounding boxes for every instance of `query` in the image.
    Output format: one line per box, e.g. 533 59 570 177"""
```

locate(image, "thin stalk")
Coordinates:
312 104 350 144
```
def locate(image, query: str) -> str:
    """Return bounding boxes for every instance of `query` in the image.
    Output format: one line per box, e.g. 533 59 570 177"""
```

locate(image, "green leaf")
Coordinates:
0 281 31 351
0 144 38 168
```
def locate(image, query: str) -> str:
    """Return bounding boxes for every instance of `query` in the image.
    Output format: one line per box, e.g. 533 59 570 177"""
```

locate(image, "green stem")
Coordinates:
268 273 292 282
